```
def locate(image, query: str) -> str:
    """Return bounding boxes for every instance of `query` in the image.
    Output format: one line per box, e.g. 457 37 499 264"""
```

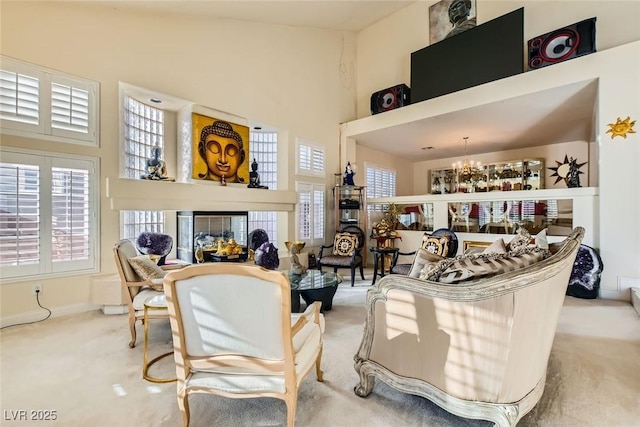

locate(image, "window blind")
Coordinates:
0 69 39 125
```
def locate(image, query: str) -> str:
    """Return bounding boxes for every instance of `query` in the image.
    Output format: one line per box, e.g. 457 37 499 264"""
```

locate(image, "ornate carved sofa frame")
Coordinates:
354 227 585 426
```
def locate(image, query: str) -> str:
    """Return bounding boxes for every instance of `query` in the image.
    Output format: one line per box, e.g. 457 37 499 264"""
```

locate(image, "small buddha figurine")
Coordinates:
247 158 268 189
141 146 174 181
289 245 307 275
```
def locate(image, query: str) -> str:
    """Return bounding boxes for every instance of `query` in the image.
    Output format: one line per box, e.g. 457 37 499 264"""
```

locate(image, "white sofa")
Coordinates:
354 227 584 426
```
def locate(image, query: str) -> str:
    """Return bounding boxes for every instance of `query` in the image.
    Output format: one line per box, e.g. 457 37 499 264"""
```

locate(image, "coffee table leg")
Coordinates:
300 287 338 312
291 290 301 313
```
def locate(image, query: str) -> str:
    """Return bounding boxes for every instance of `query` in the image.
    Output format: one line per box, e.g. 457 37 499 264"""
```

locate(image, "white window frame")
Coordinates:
248 129 278 242
296 182 325 247
0 55 99 147
0 148 99 281
120 94 165 237
365 163 396 213
296 138 325 178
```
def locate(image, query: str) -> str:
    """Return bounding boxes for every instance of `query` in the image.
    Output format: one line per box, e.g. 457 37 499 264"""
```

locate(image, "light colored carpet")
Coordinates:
1 270 639 427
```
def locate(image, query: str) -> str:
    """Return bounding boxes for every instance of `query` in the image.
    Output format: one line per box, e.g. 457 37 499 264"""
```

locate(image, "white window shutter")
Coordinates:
0 56 99 146
0 161 41 271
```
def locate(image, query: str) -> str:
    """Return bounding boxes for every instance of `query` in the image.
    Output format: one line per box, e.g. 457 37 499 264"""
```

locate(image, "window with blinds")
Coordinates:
248 130 278 242
297 182 325 246
296 139 325 178
0 149 97 279
365 164 396 213
0 56 98 146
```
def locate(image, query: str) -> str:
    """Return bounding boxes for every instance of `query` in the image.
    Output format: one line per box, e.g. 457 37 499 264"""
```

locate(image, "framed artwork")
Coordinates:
191 113 250 184
429 0 477 45
462 240 491 254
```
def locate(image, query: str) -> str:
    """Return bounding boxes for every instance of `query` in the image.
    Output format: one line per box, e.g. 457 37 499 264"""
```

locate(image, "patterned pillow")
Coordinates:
333 233 359 257
425 246 550 284
128 255 166 291
408 249 444 278
534 229 549 249
482 238 507 254
506 227 531 251
421 233 451 257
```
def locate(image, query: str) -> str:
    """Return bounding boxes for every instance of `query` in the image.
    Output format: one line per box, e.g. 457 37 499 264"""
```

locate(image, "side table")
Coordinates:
370 247 399 285
143 294 176 383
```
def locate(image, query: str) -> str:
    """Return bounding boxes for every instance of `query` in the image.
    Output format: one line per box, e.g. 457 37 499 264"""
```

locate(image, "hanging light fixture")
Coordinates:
452 137 481 180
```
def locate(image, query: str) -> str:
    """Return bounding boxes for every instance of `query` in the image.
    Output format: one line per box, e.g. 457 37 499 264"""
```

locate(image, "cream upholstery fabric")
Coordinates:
354 227 585 427
407 249 444 278
113 239 171 348
163 263 324 427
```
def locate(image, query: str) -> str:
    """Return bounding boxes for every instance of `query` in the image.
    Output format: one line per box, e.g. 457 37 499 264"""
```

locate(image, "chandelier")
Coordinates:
452 137 482 180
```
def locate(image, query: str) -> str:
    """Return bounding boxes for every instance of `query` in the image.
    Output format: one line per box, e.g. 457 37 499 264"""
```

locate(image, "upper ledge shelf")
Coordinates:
341 41 640 162
105 177 297 211
368 187 598 205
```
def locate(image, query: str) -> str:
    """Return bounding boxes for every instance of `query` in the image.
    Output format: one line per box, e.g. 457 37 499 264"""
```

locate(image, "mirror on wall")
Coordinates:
395 203 434 231
448 199 572 236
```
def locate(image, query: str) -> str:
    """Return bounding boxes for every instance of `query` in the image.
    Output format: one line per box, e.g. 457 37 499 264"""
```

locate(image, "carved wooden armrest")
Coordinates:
291 301 322 335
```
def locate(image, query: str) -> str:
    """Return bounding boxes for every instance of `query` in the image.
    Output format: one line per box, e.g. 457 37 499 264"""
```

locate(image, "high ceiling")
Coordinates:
89 0 414 32
101 1 597 161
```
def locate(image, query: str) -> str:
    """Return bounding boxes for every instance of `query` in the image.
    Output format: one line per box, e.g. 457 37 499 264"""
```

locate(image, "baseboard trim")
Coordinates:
0 303 100 329
599 289 631 302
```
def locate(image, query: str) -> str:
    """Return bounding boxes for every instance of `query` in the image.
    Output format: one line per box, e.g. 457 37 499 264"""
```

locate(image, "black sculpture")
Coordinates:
247 158 268 189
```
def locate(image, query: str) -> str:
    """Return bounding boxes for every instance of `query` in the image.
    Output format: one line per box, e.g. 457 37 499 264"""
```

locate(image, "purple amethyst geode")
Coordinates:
255 242 279 270
136 232 173 265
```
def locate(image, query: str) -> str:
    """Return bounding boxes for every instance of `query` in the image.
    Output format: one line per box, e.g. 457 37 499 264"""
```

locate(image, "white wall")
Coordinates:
354 1 640 300
0 2 357 320
357 0 640 119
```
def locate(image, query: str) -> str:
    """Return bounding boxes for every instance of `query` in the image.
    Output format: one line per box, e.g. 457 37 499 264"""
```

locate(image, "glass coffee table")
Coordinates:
288 270 342 312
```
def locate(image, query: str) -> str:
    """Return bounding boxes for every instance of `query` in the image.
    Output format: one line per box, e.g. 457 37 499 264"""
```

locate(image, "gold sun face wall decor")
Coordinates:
606 116 636 139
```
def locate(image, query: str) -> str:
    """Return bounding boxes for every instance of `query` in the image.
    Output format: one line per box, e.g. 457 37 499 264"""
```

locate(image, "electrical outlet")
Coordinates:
33 284 43 296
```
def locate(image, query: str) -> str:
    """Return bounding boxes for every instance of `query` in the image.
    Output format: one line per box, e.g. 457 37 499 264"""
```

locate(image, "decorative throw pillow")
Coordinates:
534 229 549 250
482 238 507 254
409 249 444 278
425 246 551 284
506 227 531 251
333 233 359 257
421 233 451 257
128 255 166 291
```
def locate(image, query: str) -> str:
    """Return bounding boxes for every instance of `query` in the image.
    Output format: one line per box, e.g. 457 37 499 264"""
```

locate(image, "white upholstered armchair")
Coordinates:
354 227 584 426
163 263 325 427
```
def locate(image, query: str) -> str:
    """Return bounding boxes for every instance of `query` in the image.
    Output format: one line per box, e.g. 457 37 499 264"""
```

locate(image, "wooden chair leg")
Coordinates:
128 316 137 348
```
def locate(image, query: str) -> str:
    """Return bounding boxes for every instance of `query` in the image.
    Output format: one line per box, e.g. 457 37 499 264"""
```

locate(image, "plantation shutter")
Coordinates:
0 162 41 269
313 188 324 240
296 140 325 177
0 69 40 127
51 82 90 135
51 166 91 262
0 56 98 146
298 185 312 240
